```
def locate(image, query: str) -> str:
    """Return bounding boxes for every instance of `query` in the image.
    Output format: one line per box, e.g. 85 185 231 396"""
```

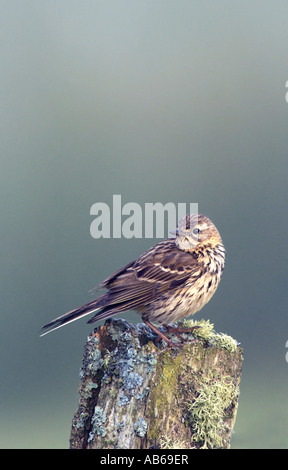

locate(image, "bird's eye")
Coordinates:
193 228 200 235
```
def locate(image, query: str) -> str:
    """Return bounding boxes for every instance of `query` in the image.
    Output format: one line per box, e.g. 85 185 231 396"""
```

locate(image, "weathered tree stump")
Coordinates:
70 318 243 449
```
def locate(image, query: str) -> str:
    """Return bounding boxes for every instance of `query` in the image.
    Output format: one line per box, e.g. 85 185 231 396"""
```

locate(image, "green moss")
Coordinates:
159 437 187 449
145 349 185 444
102 349 112 369
212 333 238 353
179 318 238 353
186 375 238 449
180 318 215 342
144 321 241 449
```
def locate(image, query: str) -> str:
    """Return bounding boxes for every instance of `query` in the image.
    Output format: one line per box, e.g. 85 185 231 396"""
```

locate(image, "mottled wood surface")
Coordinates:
70 318 243 449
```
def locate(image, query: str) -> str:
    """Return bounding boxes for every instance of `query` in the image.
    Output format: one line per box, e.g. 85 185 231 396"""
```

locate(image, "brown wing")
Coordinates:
41 239 200 334
88 239 200 318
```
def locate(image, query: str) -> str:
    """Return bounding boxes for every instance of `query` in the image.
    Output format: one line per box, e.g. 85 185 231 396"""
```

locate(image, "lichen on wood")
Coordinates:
70 318 243 449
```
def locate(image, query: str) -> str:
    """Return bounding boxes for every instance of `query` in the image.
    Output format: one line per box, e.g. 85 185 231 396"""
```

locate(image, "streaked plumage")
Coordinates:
41 214 225 346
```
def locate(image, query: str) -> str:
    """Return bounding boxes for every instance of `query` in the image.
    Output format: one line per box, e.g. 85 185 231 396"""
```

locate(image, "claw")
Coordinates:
144 320 200 348
163 323 200 344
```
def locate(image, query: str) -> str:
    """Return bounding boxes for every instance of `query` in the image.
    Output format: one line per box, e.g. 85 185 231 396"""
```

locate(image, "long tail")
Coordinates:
40 297 115 337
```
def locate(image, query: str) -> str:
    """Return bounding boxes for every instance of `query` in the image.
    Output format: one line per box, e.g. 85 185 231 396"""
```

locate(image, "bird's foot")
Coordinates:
163 323 200 344
144 320 200 348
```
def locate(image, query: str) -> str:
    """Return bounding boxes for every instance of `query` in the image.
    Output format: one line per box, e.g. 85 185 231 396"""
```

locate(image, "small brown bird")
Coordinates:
41 214 225 347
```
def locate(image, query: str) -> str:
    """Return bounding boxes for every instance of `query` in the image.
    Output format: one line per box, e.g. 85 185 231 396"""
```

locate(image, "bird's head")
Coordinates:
173 213 223 252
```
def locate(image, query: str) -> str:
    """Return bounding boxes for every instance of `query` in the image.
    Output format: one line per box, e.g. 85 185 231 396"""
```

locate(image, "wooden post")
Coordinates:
70 318 243 449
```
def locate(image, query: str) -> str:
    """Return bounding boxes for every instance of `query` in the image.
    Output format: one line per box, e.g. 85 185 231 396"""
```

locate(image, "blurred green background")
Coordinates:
1 0 287 448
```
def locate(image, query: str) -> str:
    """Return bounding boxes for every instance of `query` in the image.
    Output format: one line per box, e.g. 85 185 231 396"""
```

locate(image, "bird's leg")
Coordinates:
144 320 184 348
163 323 201 343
